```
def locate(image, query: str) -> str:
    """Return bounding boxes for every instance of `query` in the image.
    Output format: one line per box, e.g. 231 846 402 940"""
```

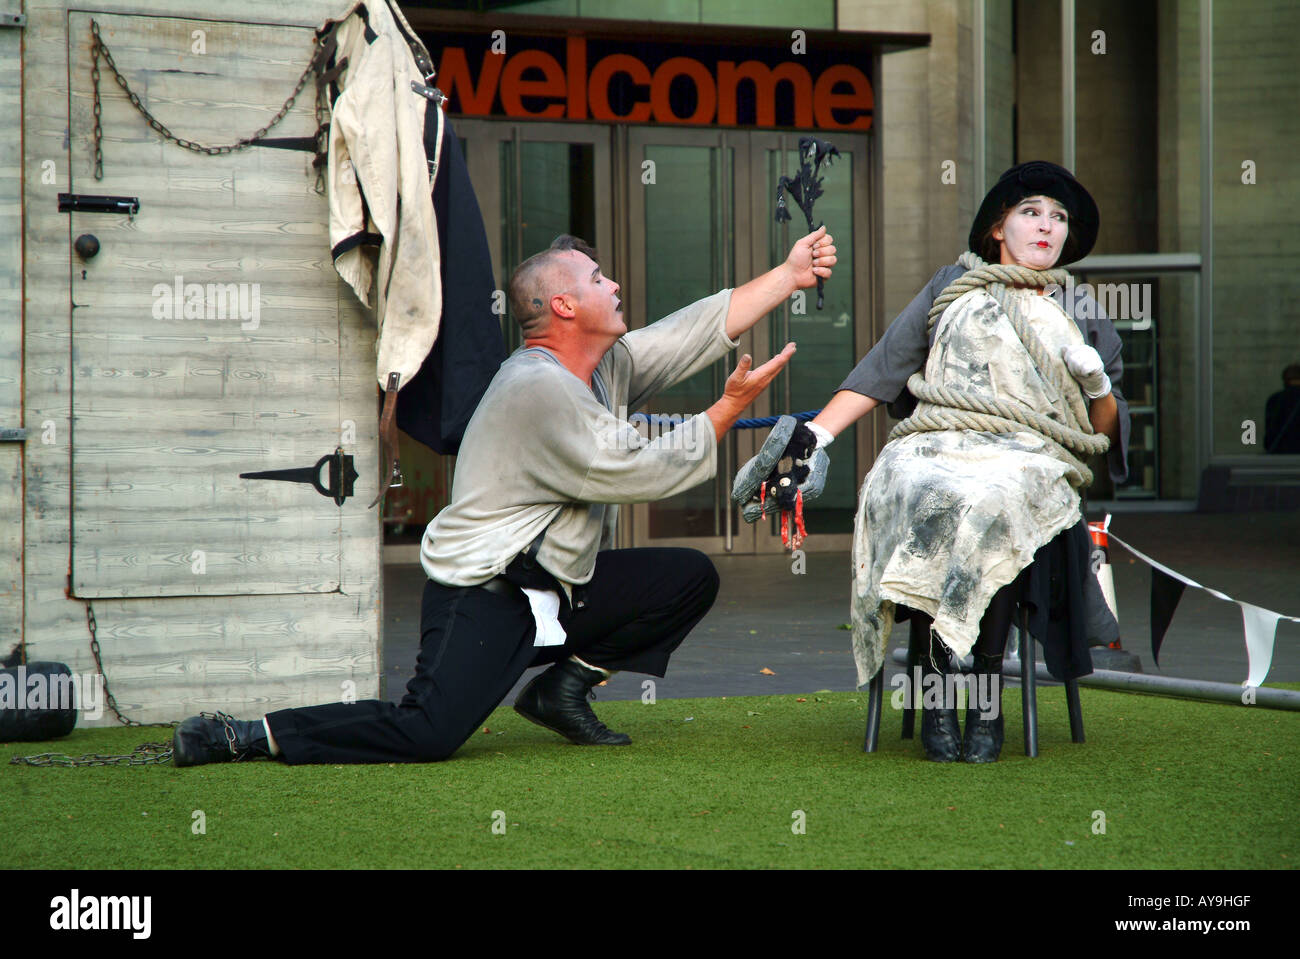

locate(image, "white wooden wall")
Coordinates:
19 0 388 724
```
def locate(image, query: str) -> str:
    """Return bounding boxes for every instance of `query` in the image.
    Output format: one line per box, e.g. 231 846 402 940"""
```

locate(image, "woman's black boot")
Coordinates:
920 629 962 762
962 652 1005 763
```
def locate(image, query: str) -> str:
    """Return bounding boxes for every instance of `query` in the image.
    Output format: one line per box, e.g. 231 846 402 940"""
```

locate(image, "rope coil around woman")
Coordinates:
887 250 1110 487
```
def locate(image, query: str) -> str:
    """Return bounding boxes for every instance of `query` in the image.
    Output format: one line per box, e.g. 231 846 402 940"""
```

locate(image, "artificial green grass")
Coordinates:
3 686 1297 869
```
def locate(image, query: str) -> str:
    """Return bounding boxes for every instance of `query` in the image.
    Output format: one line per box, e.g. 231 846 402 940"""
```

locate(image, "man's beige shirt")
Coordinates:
421 290 737 589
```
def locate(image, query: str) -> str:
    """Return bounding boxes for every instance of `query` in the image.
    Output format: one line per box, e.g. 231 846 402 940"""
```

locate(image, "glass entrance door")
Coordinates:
456 119 614 353
403 119 615 545
625 127 756 554
750 132 867 546
450 118 872 555
625 127 871 553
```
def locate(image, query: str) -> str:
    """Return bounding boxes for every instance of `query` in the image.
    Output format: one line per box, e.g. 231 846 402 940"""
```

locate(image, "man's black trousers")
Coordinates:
265 548 719 764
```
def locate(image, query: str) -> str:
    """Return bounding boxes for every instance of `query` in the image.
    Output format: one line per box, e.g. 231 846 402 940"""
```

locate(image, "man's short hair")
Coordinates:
1283 363 1300 384
507 235 600 338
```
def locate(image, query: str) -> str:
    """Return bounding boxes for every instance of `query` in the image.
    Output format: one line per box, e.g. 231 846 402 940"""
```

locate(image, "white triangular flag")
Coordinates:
1238 601 1282 688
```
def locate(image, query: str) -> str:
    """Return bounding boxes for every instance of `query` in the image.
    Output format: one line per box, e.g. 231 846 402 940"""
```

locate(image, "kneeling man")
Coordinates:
173 227 835 765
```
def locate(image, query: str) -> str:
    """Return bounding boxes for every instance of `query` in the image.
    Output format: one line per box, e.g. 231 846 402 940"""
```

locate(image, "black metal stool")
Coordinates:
863 604 1085 757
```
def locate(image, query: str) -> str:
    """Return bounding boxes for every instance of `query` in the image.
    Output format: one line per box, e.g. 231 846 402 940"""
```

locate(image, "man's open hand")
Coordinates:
723 342 796 410
705 343 796 442
786 226 837 290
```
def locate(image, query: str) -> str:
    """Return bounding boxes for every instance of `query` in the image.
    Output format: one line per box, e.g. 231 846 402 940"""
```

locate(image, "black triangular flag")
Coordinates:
1149 567 1187 666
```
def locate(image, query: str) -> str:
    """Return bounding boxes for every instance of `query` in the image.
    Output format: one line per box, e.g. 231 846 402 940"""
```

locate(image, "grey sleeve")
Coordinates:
520 369 718 506
1081 302 1132 486
835 266 956 402
619 290 736 412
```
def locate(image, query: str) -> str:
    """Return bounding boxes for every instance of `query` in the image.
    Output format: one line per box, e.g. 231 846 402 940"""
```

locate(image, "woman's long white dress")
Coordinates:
849 287 1092 687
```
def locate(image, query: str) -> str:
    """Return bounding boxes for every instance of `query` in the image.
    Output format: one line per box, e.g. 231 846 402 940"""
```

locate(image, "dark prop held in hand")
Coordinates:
732 416 829 551
775 136 840 309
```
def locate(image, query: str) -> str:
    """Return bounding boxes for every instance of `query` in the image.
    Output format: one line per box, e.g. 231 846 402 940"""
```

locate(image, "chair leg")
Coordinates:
1020 605 1038 757
864 668 883 752
901 616 925 740
1066 678 1085 743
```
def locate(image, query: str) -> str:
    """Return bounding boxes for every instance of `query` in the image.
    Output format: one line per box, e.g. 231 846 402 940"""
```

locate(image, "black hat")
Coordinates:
968 161 1098 267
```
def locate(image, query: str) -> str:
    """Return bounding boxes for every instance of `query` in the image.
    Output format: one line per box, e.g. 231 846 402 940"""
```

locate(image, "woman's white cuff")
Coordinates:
807 421 835 448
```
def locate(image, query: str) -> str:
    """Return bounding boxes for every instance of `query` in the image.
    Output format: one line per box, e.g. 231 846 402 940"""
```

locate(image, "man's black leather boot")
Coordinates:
920 630 961 762
173 711 273 767
962 653 1005 763
514 659 631 745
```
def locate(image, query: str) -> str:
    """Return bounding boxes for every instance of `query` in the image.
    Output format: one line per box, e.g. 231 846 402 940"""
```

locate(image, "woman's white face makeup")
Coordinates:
994 195 1069 269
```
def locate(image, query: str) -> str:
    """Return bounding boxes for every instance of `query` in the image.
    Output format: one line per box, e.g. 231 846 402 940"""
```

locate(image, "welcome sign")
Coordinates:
432 32 874 131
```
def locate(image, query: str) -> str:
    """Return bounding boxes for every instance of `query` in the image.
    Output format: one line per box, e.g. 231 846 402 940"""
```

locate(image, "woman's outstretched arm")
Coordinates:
809 267 957 442
811 390 881 439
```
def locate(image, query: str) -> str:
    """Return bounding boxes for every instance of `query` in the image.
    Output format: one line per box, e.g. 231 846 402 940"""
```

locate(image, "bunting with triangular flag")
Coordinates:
1149 566 1186 666
1108 532 1299 687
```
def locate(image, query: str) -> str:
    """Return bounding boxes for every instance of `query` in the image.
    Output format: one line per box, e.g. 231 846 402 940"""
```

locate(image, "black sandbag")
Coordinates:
0 661 80 742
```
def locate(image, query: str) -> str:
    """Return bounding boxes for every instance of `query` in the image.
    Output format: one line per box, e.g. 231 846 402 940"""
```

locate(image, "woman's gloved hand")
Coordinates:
731 416 832 523
1061 344 1112 399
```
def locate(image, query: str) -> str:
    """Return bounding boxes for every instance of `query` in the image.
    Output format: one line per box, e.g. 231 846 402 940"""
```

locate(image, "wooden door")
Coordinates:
67 11 354 598
16 8 386 720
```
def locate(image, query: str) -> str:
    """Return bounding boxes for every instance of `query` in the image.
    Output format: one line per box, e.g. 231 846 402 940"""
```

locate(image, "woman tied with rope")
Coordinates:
737 161 1129 763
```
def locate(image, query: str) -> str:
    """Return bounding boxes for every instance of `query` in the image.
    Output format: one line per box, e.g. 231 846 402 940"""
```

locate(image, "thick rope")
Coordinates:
888 251 1109 487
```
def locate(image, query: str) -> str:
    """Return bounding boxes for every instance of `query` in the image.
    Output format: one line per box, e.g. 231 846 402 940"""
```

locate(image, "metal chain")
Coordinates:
90 18 328 179
85 600 174 729
8 710 248 767
312 58 330 196
91 27 104 179
9 742 174 768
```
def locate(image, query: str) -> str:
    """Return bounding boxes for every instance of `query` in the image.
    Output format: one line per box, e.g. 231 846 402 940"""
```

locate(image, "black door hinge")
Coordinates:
239 447 359 506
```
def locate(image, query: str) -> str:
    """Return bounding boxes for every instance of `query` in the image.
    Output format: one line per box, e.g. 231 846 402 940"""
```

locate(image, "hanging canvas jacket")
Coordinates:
323 0 441 391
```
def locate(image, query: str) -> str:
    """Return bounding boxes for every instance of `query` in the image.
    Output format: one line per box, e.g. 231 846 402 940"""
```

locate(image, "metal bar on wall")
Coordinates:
780 135 791 417
974 0 986 198
512 126 523 319
717 134 728 537
1072 253 1202 273
1198 0 1214 478
721 131 733 549
612 123 630 548
1061 0 1075 171
868 50 886 470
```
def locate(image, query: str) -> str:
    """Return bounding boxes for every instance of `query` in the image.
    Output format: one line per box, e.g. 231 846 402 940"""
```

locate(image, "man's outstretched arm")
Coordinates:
725 226 837 341
555 346 796 506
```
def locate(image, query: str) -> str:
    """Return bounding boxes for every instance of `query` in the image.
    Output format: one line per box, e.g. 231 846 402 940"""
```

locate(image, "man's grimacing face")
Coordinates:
994 194 1069 270
561 251 625 337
